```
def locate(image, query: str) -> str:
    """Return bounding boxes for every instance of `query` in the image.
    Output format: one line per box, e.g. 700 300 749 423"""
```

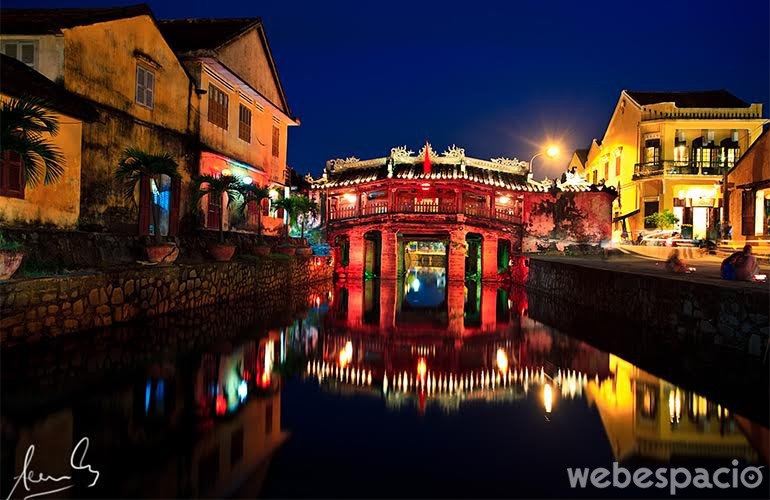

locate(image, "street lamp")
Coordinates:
529 145 560 179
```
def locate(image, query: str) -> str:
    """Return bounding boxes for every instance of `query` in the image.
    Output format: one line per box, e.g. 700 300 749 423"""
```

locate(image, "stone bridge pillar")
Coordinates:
447 281 465 335
481 233 499 282
380 229 397 280
347 230 365 280
448 228 467 281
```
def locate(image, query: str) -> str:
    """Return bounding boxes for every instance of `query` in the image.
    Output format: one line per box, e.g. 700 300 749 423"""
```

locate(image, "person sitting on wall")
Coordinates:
723 245 760 281
665 249 688 273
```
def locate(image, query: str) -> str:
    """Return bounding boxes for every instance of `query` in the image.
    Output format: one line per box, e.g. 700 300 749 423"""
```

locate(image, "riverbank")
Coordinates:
0 254 333 345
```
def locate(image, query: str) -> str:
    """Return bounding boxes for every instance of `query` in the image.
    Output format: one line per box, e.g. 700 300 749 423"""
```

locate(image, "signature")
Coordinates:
6 437 100 500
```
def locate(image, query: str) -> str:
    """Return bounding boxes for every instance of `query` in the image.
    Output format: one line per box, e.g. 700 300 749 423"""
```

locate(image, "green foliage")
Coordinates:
644 210 680 229
273 194 319 240
0 233 22 252
115 148 180 243
0 95 65 187
235 184 270 241
191 174 245 243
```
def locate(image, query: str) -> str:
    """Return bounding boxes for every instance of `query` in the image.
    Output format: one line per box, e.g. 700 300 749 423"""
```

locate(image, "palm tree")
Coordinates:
237 184 271 243
192 174 244 244
273 195 319 242
0 96 65 187
115 148 180 244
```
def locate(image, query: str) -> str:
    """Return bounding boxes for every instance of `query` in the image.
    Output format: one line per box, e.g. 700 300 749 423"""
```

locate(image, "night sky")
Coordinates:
8 0 770 179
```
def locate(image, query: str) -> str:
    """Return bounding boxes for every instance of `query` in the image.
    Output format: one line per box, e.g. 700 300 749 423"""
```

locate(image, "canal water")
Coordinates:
1 269 768 498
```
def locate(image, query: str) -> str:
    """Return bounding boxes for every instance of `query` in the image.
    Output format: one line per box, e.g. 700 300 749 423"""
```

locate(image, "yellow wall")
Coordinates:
728 131 770 241
0 34 65 82
0 98 83 228
56 15 199 230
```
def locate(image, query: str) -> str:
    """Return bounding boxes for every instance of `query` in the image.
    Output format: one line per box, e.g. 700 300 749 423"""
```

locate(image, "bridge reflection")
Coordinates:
291 276 763 464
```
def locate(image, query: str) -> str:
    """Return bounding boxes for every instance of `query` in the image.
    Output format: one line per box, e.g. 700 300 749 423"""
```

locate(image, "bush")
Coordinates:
644 210 680 229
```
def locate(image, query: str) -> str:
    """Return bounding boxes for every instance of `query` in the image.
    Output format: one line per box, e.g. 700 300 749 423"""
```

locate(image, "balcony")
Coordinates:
633 160 732 179
329 200 522 224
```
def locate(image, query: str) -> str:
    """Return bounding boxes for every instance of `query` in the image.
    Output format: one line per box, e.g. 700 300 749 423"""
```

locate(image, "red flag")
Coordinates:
423 141 431 174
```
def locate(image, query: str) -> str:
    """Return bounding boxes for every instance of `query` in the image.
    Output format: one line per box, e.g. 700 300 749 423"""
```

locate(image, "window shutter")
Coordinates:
169 177 181 236
20 44 34 65
145 71 154 108
741 190 755 236
138 175 152 235
136 66 144 103
3 43 17 58
1 151 25 199
261 197 270 216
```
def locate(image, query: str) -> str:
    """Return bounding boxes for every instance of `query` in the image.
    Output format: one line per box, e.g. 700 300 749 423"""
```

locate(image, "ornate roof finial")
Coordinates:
423 140 432 174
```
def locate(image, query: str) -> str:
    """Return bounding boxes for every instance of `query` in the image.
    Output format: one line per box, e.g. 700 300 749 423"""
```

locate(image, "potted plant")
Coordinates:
116 148 181 264
192 174 244 262
271 195 297 255
237 184 272 256
0 233 24 280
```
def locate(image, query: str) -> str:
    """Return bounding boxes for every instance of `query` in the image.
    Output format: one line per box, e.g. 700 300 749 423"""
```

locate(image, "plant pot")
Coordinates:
276 245 296 256
146 243 179 264
254 245 272 257
296 246 313 256
0 250 24 280
208 243 236 262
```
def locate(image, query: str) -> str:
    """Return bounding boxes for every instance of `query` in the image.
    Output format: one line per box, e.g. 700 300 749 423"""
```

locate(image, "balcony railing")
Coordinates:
633 160 732 179
329 200 521 224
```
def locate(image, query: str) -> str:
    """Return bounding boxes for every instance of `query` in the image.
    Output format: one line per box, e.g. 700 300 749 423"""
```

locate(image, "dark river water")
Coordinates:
2 268 768 498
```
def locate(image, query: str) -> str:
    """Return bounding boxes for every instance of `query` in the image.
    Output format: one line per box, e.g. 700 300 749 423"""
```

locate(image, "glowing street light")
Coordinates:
529 145 560 178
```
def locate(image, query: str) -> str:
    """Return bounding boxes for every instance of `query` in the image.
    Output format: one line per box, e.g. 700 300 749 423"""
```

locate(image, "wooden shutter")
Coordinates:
169 177 181 236
272 125 280 157
207 193 222 230
741 190 755 236
0 151 24 199
261 197 270 216
138 175 152 235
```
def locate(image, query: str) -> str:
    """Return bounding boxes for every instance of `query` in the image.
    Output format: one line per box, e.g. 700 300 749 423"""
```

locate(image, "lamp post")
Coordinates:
528 146 560 180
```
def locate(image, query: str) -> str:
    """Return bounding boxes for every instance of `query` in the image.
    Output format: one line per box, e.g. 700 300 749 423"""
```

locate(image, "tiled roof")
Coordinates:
0 54 97 121
158 18 259 53
0 4 152 34
313 162 600 193
625 90 750 108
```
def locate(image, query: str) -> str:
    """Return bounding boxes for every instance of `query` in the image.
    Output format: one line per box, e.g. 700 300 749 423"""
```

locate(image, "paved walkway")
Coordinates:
532 254 769 292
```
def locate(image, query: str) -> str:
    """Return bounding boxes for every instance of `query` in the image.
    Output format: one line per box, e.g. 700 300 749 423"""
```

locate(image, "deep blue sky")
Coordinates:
9 0 770 179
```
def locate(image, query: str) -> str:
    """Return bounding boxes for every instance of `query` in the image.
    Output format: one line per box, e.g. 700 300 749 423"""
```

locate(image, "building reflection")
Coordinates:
300 273 761 464
2 334 285 498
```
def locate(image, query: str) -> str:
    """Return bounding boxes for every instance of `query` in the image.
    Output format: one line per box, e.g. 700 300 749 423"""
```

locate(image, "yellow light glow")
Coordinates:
497 195 511 205
543 383 553 413
495 348 509 373
241 176 253 185
343 193 357 203
417 357 427 381
546 146 559 158
221 168 232 177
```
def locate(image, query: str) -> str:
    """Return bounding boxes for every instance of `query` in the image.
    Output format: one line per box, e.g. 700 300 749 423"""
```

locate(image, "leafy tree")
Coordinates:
0 96 65 187
644 210 680 229
115 148 180 244
191 174 244 244
273 195 319 242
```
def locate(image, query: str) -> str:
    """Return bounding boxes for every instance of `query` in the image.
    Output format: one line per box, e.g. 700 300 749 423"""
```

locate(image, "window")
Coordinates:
741 190 755 236
644 139 660 165
2 40 36 68
271 125 280 157
615 156 621 176
206 192 222 230
644 200 659 229
603 161 609 181
238 105 251 142
0 151 24 199
592 170 598 184
208 85 229 129
135 65 154 109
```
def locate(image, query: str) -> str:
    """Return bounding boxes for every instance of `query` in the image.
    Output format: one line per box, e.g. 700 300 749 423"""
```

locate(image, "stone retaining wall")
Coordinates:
0 255 333 344
513 257 769 357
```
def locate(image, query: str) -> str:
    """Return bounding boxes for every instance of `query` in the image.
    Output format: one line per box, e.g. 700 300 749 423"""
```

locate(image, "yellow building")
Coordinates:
159 18 298 237
0 54 96 228
1 5 200 234
583 90 767 240
586 355 757 462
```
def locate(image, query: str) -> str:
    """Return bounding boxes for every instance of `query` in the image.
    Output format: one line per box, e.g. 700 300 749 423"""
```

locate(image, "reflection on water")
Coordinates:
1 271 767 498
